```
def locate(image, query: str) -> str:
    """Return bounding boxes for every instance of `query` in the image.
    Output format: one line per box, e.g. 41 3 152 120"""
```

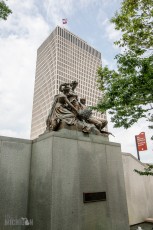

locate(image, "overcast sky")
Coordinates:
0 0 152 163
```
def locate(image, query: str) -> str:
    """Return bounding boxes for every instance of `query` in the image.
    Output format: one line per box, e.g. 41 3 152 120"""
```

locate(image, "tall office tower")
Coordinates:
31 26 106 139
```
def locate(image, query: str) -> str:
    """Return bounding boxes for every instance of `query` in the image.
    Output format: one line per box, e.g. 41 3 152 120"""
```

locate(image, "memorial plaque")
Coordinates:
83 192 106 203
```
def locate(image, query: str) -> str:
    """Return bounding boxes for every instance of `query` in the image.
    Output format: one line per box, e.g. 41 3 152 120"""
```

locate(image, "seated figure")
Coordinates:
79 98 108 132
46 81 108 135
46 83 78 131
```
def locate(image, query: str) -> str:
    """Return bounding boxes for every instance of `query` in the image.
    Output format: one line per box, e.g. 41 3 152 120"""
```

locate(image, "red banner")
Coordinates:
135 132 147 151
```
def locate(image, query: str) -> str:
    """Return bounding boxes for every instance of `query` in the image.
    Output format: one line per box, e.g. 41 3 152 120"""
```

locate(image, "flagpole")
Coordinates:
135 135 140 161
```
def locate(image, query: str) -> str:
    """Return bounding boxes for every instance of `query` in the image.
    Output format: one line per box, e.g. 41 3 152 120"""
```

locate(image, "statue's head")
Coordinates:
80 98 86 105
59 83 70 93
63 84 71 95
71 80 78 85
70 81 78 90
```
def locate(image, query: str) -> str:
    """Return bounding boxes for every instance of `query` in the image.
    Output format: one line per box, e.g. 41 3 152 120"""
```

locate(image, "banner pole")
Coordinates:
135 135 140 161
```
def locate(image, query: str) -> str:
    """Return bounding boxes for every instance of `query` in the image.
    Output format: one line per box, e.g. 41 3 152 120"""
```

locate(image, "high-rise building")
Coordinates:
31 26 106 139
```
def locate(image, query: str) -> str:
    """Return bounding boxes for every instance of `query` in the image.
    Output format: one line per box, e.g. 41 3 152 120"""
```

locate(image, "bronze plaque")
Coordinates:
83 192 106 203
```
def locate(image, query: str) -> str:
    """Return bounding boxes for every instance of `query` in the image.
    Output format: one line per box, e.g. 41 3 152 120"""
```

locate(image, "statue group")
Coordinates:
46 81 108 135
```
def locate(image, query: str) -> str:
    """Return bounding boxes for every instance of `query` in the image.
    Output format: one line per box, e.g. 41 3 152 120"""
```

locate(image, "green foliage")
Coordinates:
96 0 153 138
111 0 153 54
134 165 153 176
0 0 12 20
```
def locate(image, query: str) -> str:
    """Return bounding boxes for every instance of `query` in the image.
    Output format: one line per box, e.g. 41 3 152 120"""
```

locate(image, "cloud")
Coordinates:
0 36 35 138
102 58 109 66
1 0 50 39
43 0 75 26
97 17 122 51
105 22 121 42
96 0 122 51
0 0 50 138
43 0 120 26
96 9 108 28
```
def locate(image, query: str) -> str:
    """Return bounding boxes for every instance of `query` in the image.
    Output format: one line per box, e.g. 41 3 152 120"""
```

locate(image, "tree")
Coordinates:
134 165 153 176
0 0 12 20
95 0 153 139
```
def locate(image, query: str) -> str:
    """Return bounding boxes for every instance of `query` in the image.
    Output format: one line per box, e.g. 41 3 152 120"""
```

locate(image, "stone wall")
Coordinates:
1 132 153 229
122 153 153 225
28 130 129 230
0 136 32 230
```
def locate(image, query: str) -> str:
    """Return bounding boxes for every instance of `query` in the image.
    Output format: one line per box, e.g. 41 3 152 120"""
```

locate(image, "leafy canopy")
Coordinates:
112 0 153 54
0 0 12 20
96 0 153 138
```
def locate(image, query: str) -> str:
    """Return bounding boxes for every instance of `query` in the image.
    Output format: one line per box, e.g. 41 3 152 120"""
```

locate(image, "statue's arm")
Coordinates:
64 97 78 114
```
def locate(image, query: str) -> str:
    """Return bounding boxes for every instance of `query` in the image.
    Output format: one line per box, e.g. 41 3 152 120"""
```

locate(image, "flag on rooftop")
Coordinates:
62 18 67 24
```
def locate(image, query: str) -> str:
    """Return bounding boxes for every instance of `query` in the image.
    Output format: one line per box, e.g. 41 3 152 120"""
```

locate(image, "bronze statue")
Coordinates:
46 81 109 135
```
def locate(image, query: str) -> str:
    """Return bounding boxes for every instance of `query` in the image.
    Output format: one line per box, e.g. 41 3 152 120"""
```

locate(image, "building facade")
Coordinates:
31 26 106 139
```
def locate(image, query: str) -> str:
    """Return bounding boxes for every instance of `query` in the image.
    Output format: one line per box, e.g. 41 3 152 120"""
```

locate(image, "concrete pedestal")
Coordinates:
28 129 129 230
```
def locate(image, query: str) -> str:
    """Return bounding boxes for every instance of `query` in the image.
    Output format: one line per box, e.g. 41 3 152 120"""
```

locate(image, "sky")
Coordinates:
0 0 152 163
